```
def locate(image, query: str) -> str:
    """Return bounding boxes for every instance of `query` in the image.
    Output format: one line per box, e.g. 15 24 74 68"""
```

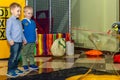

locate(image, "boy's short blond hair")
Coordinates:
9 2 21 10
24 6 33 12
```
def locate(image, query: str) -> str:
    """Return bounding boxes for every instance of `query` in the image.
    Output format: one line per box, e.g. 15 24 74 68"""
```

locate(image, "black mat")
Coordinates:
7 67 112 80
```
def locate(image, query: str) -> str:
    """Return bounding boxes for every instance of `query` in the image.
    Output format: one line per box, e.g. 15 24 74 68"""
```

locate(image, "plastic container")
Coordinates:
66 41 74 56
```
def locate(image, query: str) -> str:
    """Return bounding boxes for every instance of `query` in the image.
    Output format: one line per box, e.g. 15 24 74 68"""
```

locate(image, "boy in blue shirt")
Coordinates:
20 6 38 71
6 3 27 77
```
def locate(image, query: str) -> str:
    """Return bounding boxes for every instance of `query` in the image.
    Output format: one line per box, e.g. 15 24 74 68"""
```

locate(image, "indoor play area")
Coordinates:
1 0 120 80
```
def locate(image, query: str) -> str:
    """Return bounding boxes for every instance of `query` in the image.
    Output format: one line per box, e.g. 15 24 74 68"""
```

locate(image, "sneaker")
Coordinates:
29 64 38 70
15 69 24 75
23 65 29 71
7 70 18 78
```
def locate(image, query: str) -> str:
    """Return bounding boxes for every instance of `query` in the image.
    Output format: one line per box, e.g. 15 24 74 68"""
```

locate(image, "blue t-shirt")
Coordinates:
22 19 36 43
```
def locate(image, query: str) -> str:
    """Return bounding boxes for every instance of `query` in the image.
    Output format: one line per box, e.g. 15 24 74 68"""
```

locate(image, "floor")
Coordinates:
1 50 120 80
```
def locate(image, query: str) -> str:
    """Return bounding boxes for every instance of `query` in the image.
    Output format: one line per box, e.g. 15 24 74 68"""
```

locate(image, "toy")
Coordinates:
112 22 120 34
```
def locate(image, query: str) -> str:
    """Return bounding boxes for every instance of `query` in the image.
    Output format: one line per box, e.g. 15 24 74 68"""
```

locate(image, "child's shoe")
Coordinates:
29 64 38 70
7 70 18 78
23 65 29 71
15 69 24 75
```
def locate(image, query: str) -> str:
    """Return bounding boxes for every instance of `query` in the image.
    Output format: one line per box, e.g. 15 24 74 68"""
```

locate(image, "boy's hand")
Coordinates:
23 40 27 45
9 40 14 46
36 40 38 44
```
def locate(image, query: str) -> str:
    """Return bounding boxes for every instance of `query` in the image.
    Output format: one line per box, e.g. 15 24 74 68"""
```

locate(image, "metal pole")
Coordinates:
33 0 36 19
26 0 28 5
49 0 52 33
69 0 71 34
69 0 71 40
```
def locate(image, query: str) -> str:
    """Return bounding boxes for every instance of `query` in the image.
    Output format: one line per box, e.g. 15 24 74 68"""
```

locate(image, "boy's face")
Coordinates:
24 9 33 19
11 7 21 18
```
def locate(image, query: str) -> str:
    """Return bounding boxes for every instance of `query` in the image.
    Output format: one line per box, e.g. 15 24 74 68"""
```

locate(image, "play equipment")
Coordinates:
36 33 70 56
35 10 53 34
112 22 120 34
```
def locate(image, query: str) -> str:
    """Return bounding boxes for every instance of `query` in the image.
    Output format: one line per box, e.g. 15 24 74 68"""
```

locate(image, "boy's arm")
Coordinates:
34 20 38 43
6 20 12 41
35 28 38 44
21 21 27 44
6 19 14 45
22 34 27 45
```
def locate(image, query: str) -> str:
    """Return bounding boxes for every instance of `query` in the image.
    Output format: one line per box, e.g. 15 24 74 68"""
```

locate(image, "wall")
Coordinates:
0 0 26 59
71 0 119 52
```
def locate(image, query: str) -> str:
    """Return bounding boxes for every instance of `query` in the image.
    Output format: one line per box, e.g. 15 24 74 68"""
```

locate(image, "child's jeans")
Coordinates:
7 42 22 73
